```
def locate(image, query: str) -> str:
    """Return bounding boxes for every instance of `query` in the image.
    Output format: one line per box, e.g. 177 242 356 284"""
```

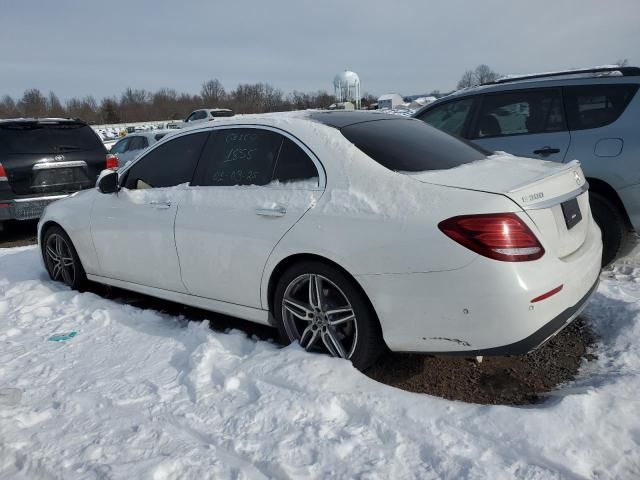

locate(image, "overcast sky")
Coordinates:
1 0 638 100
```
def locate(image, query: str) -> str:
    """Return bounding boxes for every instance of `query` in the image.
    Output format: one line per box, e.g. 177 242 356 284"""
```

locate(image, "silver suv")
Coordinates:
413 66 640 265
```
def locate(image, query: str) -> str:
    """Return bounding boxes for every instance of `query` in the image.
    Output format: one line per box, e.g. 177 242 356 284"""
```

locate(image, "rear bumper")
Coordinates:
356 212 603 353
426 277 599 356
0 194 69 221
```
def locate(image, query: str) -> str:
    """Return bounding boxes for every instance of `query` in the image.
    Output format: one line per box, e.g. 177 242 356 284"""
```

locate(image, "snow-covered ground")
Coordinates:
0 246 639 479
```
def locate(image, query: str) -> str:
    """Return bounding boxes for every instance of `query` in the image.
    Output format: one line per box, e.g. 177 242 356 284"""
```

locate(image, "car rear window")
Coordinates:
210 110 234 118
339 118 488 172
0 122 104 154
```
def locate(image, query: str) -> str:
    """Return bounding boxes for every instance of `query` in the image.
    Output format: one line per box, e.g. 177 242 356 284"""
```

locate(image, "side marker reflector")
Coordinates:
531 285 563 303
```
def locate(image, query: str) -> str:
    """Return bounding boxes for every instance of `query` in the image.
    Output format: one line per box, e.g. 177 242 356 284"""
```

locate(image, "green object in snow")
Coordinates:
48 331 77 342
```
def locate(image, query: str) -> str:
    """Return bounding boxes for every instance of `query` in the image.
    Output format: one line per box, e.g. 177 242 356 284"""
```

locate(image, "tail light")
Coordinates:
106 154 119 170
438 213 544 262
0 163 7 181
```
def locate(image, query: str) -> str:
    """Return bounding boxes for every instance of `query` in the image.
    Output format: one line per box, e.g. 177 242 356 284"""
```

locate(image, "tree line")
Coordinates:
0 79 345 124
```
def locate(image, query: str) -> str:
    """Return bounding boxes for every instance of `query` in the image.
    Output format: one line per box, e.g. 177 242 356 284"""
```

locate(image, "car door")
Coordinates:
90 131 209 292
467 88 571 162
174 126 324 308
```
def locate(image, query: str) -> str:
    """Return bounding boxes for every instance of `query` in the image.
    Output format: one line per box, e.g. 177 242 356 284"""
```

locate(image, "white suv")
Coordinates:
413 66 640 265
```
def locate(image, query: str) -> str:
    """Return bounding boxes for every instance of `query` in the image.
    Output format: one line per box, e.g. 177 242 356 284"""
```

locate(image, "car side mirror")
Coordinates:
97 169 120 194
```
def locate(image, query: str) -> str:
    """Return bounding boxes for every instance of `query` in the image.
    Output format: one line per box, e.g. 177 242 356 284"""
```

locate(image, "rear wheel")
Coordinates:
589 192 630 267
42 226 87 290
273 261 384 371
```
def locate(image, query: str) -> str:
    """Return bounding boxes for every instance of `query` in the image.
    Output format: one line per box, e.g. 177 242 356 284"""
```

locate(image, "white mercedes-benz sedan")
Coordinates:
37 111 602 370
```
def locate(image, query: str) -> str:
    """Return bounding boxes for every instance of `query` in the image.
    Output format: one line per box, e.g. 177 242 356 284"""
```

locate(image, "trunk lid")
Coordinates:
410 154 590 259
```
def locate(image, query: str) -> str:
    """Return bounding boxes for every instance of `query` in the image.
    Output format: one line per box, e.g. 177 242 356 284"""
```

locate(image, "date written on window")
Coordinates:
211 169 261 184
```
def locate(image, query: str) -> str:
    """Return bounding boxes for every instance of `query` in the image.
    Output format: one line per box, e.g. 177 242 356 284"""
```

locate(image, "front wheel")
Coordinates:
273 261 384 371
42 226 87 290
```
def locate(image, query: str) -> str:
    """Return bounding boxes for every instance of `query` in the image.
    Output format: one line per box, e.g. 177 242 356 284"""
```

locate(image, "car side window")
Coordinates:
187 111 207 122
128 136 148 151
415 98 473 137
563 84 638 131
123 132 208 190
110 138 129 154
470 89 566 139
272 137 319 186
192 128 283 187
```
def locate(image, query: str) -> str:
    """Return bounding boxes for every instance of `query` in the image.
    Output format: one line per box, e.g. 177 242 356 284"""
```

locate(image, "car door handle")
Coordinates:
255 206 286 217
533 146 561 156
150 201 171 209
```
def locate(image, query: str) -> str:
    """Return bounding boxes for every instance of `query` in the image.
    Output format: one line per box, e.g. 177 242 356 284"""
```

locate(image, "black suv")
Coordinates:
0 118 108 230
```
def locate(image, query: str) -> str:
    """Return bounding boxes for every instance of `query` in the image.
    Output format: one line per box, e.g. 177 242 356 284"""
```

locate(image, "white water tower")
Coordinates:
333 70 361 109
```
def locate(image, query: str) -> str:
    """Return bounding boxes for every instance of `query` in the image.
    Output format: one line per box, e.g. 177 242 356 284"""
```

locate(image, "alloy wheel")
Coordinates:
281 273 358 359
44 233 76 286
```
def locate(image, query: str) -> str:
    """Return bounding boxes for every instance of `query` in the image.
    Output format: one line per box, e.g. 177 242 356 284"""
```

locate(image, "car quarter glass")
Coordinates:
123 132 208 189
563 84 639 131
271 137 319 186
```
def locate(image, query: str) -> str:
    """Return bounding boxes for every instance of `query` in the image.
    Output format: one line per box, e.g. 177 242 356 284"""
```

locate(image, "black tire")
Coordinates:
589 192 630 267
41 225 87 290
273 261 384 371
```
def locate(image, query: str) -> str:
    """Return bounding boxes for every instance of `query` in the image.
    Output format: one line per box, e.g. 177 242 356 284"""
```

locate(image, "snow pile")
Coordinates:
1 246 639 478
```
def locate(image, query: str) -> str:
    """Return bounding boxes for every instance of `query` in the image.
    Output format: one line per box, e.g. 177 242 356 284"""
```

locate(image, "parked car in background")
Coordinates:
109 130 176 168
413 66 640 266
38 112 601 370
0 118 109 231
184 108 234 125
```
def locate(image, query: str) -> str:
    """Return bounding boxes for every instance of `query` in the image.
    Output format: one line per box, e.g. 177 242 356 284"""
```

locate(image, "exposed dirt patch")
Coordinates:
1 223 597 405
367 318 596 405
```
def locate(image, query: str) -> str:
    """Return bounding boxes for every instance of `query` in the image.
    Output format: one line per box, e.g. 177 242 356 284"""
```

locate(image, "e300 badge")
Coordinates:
521 192 544 203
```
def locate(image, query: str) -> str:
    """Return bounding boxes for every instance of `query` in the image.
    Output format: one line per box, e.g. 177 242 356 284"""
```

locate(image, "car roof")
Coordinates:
0 117 87 125
412 65 640 117
305 110 405 128
131 129 176 137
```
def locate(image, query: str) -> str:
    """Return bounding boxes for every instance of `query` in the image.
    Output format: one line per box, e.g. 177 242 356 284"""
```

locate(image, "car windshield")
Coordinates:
339 118 489 172
0 122 103 154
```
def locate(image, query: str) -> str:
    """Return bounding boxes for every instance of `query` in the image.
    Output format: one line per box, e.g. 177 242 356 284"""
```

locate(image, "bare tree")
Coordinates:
457 70 476 89
474 64 500 84
201 79 226 105
615 58 629 67
48 92 66 117
100 97 120 124
0 95 20 118
456 64 500 90
18 88 48 117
